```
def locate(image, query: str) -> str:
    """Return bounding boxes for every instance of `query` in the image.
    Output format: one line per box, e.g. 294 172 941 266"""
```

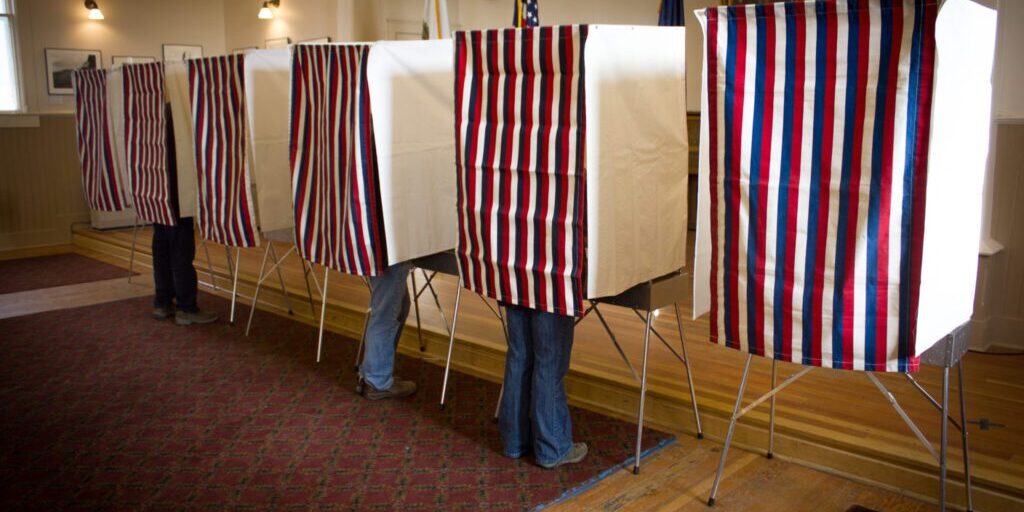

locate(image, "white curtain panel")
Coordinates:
165 61 198 219
243 48 294 236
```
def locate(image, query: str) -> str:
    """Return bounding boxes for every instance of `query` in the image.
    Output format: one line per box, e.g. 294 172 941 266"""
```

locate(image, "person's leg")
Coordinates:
529 309 578 466
151 223 175 313
360 262 412 392
171 219 199 313
498 305 534 458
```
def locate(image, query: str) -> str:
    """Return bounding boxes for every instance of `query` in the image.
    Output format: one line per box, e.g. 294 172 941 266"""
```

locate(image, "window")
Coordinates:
0 0 22 112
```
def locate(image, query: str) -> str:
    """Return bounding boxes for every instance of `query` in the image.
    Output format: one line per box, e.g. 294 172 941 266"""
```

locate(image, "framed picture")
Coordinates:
299 36 331 44
232 47 258 55
265 37 291 49
162 44 203 63
111 55 156 66
45 48 101 95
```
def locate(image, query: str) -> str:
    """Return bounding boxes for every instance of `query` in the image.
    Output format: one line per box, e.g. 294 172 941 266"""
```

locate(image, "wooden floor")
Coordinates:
69 225 1024 511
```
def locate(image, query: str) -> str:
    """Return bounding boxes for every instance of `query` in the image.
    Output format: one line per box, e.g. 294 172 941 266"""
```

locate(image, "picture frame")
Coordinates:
111 55 156 67
299 36 331 44
162 44 204 63
265 37 291 49
45 48 102 95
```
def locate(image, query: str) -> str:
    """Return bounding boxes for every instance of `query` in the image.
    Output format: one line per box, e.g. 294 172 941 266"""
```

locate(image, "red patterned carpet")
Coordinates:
0 253 132 294
0 293 673 510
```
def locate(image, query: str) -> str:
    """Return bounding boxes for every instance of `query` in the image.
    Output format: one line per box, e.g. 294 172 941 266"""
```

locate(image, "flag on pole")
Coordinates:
658 0 685 26
422 0 451 40
513 0 539 28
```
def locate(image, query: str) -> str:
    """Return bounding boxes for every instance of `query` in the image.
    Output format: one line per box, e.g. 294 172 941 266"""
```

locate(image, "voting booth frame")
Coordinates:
707 324 974 511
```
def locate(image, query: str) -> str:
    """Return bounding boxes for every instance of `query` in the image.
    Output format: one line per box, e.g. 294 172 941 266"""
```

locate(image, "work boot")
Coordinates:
175 309 219 326
152 306 175 320
362 377 417 400
538 442 588 469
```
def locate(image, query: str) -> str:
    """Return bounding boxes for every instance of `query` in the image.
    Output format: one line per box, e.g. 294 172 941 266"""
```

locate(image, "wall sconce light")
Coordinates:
258 0 280 20
84 0 104 20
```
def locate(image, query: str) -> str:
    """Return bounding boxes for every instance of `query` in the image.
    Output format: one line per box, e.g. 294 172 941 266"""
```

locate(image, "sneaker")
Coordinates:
538 442 588 469
152 306 175 320
362 377 417 400
174 309 219 326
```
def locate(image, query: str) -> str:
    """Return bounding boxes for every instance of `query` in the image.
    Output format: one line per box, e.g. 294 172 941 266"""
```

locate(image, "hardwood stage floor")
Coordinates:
68 225 1024 511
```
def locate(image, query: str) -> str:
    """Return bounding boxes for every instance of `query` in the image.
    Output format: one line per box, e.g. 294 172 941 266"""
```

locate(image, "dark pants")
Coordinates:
499 304 576 465
152 218 198 313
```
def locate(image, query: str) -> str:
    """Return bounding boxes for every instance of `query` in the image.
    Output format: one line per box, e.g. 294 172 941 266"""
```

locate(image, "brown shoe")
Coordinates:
363 377 417 400
174 309 219 326
538 442 588 469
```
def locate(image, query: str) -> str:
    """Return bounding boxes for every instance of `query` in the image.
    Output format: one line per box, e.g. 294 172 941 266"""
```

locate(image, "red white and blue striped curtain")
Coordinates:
698 0 937 372
187 55 259 247
289 45 387 276
72 69 128 212
123 62 178 226
454 26 588 317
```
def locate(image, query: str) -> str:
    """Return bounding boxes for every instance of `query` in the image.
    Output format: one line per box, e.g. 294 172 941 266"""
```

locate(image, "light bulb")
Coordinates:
258 4 273 19
88 8 104 20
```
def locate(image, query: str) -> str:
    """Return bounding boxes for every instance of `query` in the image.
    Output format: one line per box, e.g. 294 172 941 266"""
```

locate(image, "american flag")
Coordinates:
695 0 938 372
513 0 539 28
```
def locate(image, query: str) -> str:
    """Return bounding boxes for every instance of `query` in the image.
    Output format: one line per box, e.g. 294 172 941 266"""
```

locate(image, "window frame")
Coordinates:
0 0 25 113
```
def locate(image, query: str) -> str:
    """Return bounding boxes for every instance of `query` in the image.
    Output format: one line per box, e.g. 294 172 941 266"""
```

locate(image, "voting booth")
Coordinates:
72 69 131 214
692 1 995 508
452 25 696 473
289 40 458 360
454 25 689 318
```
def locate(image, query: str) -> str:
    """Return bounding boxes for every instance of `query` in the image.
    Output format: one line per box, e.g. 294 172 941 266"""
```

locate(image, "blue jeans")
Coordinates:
499 305 576 465
359 262 412 390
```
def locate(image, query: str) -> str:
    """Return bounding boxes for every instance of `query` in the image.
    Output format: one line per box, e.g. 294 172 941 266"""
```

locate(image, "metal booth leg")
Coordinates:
269 242 293 315
315 267 330 363
493 304 510 422
940 365 951 511
708 353 755 507
439 278 464 410
354 278 372 372
128 215 140 283
958 360 974 511
412 270 425 352
228 247 241 326
200 236 218 291
674 302 703 439
300 258 317 318
632 307 655 475
768 358 777 458
244 242 273 336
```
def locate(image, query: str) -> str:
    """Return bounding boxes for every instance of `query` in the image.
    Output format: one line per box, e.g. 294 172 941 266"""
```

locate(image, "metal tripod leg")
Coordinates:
958 361 974 511
128 215 140 283
439 279 464 410
199 237 218 291
354 278 372 372
493 304 510 422
269 242 293 315
228 247 241 326
674 303 703 439
300 259 317 318
632 307 654 475
708 353 754 507
244 242 273 336
315 268 330 363
768 358 777 458
941 366 950 511
412 270 424 352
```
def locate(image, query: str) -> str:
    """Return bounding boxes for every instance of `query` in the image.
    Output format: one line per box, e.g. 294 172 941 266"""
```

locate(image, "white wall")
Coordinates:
223 0 341 51
14 0 226 114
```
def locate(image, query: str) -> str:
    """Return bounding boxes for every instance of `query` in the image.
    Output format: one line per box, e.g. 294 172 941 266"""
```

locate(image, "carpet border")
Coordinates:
531 434 678 511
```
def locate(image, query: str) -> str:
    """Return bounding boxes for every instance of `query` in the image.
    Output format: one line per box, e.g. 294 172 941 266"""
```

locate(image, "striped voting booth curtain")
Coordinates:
290 45 387 276
700 0 937 372
454 26 588 317
188 55 259 247
123 62 178 226
72 69 127 212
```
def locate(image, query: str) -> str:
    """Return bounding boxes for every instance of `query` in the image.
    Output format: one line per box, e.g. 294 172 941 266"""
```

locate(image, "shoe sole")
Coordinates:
175 317 217 326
